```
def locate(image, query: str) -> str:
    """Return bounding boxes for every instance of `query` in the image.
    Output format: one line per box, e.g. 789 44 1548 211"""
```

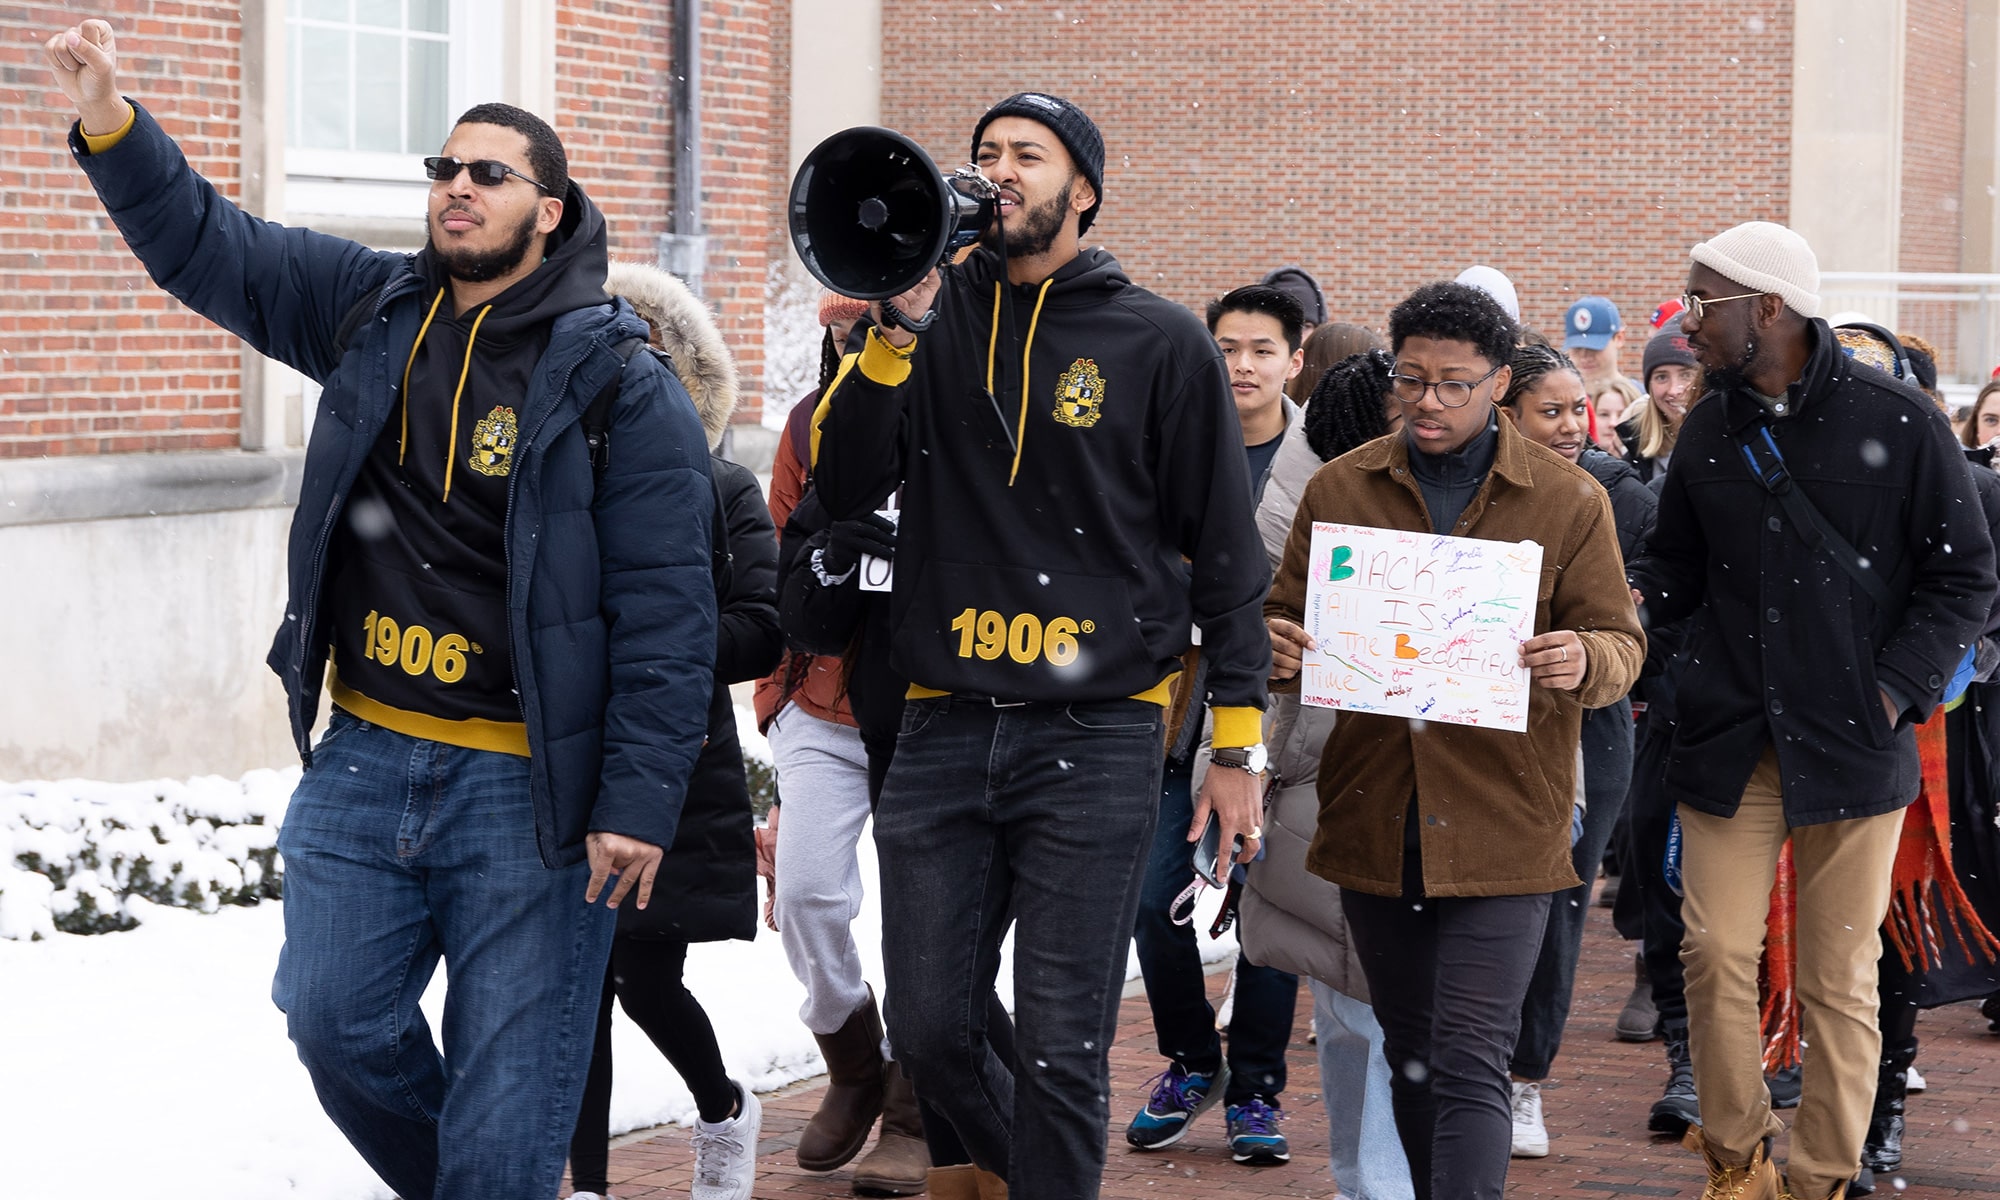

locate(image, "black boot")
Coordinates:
1860 1044 1916 1175
1648 1019 1700 1135
1767 1062 1802 1110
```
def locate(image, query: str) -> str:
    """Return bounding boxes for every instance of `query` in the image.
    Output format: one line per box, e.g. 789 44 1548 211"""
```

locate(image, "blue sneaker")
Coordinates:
1225 1096 1290 1165
1124 1061 1230 1150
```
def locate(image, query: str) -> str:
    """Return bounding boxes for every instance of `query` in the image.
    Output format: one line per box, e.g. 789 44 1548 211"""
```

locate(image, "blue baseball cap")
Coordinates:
1564 296 1623 351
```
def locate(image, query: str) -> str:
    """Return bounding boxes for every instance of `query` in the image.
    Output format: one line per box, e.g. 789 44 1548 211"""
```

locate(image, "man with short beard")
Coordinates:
46 19 720 1200
811 93 1272 1200
1626 221 1995 1200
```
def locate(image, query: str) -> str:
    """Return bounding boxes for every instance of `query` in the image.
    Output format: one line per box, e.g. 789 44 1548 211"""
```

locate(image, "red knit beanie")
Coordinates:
819 291 870 328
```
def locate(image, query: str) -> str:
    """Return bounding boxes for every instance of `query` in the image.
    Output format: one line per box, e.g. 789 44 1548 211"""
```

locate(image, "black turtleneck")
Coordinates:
1405 410 1499 535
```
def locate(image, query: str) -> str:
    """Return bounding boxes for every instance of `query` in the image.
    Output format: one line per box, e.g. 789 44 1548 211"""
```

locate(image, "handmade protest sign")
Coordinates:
1299 522 1543 731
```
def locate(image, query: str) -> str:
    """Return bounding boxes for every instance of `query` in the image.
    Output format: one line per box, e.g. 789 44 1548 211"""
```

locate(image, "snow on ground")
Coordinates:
0 757 1233 1198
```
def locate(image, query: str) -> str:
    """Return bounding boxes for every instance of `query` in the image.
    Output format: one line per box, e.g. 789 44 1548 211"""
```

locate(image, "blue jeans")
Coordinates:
875 695 1164 1200
1511 703 1634 1078
1133 751 1298 1104
1312 980 1415 1200
272 711 616 1200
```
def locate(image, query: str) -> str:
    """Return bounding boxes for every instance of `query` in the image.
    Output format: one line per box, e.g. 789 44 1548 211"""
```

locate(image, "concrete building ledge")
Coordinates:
0 451 306 528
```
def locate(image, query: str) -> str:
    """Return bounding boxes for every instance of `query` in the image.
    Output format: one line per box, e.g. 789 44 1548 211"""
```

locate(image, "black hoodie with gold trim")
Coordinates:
321 197 612 753
811 246 1271 742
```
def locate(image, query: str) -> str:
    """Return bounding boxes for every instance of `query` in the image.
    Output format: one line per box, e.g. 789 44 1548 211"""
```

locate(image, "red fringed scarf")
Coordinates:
1760 709 2000 1071
1760 846 1799 1072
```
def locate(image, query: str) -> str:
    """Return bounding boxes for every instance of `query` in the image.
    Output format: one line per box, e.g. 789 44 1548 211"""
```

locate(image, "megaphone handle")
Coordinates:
881 299 937 333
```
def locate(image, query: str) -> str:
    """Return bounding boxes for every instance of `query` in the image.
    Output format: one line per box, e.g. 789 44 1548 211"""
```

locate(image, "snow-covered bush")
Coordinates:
1 770 297 941
763 256 825 428
5 707 776 940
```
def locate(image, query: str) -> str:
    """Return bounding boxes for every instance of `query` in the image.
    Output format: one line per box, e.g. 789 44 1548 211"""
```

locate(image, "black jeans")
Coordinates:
875 695 1163 1200
1511 703 1634 1078
1133 751 1298 1104
568 937 736 1194
1343 848 1552 1200
1622 723 1689 1026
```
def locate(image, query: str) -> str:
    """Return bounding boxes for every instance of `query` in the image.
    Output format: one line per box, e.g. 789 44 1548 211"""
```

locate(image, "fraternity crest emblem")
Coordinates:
468 405 518 477
1053 358 1106 428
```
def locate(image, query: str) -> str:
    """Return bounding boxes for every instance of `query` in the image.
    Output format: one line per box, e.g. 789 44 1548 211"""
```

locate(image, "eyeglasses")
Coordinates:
1387 361 1504 408
1678 290 1763 323
422 156 551 193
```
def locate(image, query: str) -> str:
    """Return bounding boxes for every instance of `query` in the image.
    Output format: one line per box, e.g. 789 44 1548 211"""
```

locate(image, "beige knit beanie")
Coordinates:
1689 221 1821 319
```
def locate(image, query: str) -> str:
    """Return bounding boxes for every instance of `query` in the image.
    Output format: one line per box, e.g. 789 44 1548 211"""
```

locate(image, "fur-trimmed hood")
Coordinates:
605 260 737 450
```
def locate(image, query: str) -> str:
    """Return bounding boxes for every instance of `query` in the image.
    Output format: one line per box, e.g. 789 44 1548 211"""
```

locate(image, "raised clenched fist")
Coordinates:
44 19 128 137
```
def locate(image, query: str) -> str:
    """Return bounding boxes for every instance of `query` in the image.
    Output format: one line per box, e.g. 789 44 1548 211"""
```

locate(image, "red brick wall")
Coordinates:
1897 0 1966 369
556 0 771 423
768 0 794 292
701 0 774 423
880 0 1798 345
0 3 245 458
0 2 774 460
555 1 674 264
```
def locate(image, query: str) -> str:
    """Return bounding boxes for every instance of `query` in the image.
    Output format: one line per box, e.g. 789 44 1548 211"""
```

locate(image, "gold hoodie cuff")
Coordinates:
80 102 137 153
1210 707 1262 750
858 327 915 386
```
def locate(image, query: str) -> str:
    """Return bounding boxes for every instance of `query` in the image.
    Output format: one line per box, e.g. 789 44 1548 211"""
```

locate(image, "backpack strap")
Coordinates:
584 336 727 589
332 281 388 358
584 336 661 481
1731 417 1894 610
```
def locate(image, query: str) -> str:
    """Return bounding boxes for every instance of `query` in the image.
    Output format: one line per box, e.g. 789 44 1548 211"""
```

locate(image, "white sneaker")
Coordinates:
1215 962 1238 1033
1906 1065 1926 1092
1509 1080 1549 1158
569 1193 617 1199
691 1082 762 1200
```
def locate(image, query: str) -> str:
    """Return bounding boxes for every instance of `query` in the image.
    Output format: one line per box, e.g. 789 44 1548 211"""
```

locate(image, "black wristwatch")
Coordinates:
1210 743 1269 775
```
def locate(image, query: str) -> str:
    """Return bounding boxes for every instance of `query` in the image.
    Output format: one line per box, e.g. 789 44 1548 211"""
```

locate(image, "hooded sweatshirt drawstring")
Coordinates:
441 305 494 502
398 288 494 503
1008 279 1055 487
399 289 447 467
984 277 1054 488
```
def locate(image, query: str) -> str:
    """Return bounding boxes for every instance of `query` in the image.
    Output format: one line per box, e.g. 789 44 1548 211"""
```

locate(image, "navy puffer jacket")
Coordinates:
73 103 717 866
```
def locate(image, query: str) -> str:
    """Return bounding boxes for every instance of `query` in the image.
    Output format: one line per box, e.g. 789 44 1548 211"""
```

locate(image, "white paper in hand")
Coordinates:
1298 521 1542 731
858 497 900 593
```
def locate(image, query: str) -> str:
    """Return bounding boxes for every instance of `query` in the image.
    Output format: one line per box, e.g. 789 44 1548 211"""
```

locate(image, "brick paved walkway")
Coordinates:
587 903 2000 1198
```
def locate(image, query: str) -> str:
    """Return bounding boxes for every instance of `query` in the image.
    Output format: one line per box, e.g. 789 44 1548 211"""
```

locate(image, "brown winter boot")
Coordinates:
1684 1126 1782 1200
924 1165 979 1200
852 1061 932 1195
923 1164 1006 1200
798 990 888 1171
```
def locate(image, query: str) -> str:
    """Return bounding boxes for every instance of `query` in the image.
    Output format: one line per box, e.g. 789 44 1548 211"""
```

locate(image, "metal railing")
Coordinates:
1818 272 2000 390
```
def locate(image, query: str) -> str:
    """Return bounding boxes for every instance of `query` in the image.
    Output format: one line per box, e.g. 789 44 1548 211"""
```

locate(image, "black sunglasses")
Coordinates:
422 156 551 193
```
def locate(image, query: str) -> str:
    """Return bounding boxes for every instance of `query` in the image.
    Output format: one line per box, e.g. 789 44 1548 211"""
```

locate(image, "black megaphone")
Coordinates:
788 126 998 303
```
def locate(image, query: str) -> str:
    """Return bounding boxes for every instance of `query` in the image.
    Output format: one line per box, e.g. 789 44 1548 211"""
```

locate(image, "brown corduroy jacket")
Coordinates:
1265 416 1645 898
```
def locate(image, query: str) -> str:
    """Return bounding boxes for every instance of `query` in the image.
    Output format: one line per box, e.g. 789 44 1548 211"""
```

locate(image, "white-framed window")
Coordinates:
284 0 503 219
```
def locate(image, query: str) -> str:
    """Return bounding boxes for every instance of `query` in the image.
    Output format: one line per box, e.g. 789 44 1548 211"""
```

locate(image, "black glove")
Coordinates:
816 512 898 577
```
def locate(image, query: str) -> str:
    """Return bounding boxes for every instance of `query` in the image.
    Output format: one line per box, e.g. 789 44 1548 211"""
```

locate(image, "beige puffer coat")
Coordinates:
1236 417 1370 1001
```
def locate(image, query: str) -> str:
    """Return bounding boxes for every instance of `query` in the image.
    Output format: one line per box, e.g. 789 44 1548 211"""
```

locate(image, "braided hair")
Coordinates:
1499 343 1580 410
817 328 843 394
1303 348 1396 462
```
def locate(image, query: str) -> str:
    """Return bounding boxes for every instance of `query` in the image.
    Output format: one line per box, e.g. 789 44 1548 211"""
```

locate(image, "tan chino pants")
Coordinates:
1678 746 1905 1199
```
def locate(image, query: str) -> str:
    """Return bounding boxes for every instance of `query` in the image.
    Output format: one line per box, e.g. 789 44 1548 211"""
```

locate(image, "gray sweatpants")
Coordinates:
768 702 876 1035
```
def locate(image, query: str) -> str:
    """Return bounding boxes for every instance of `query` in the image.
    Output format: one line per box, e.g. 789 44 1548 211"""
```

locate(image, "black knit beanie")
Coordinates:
971 92 1106 234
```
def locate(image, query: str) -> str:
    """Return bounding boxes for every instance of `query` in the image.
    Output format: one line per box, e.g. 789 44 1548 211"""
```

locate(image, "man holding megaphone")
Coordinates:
806 94 1273 1199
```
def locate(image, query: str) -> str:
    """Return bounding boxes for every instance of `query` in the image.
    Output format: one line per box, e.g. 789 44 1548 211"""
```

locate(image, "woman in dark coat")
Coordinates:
566 262 783 1200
